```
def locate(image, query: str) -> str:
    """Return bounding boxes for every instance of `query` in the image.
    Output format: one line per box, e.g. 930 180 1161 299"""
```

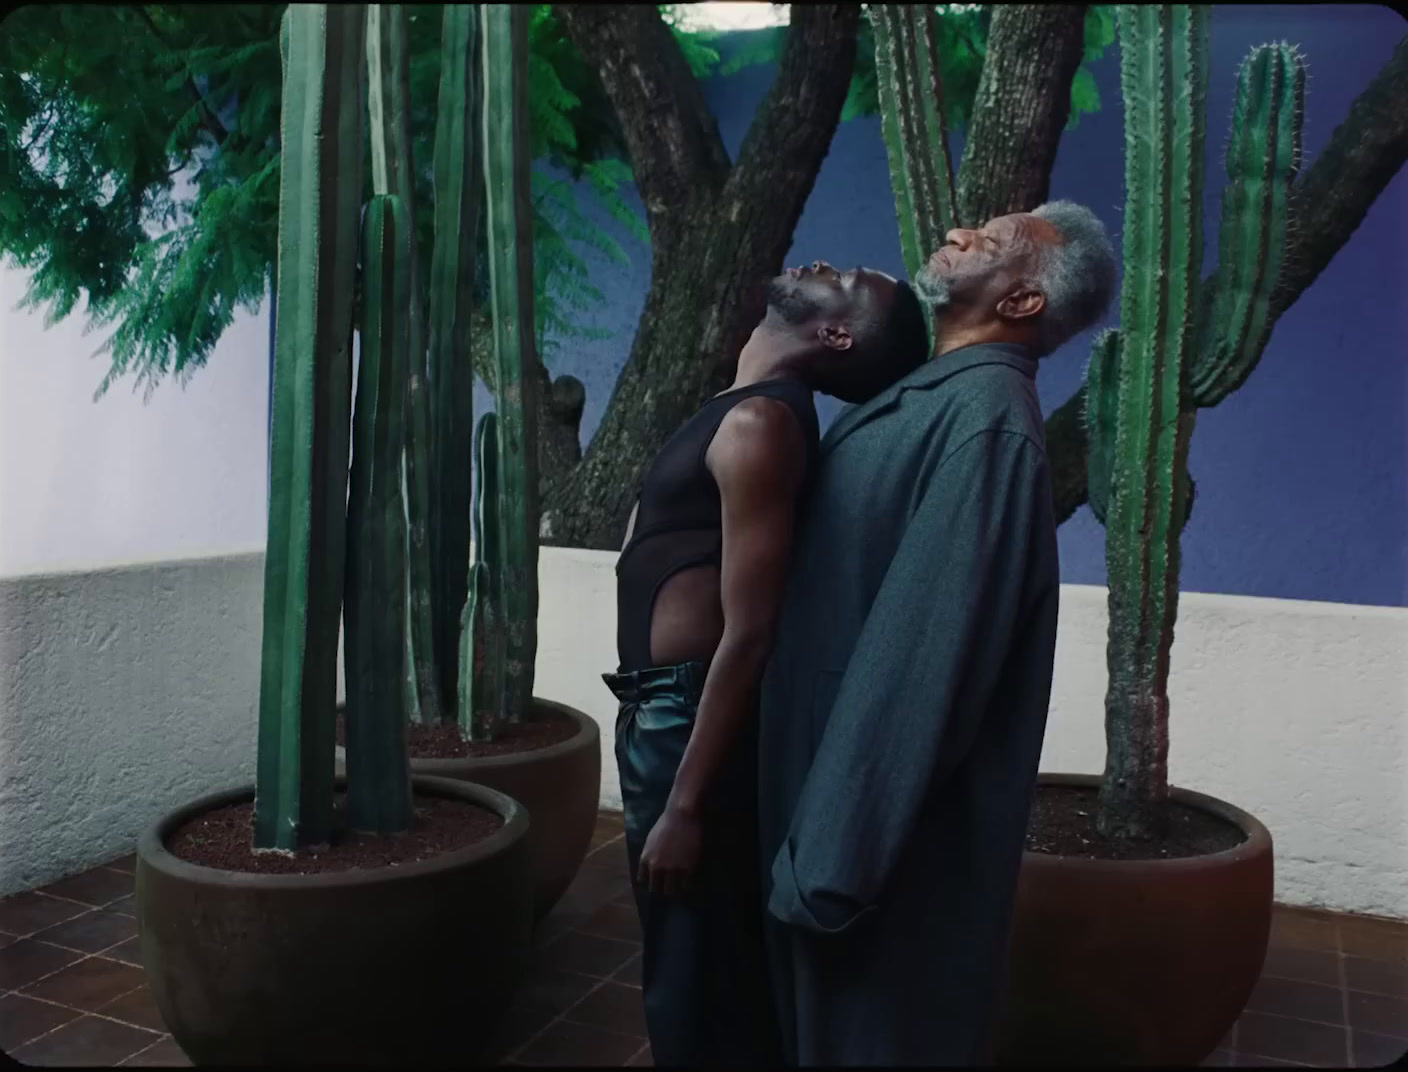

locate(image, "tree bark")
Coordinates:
469 310 585 519
1041 33 1408 527
955 5 1087 227
543 4 861 550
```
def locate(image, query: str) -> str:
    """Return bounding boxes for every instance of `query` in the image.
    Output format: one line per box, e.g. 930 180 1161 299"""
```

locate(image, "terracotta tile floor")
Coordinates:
1 813 1404 1067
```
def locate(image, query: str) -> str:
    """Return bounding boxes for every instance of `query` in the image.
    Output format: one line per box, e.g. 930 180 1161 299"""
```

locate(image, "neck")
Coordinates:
931 313 1032 360
732 322 812 388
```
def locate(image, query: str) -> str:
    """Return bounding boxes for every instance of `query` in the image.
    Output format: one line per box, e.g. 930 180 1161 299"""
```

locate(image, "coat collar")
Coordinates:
820 342 1037 456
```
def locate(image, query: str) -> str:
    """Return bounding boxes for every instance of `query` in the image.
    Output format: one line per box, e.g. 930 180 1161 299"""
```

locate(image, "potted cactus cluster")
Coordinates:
133 5 587 1064
873 4 1299 1064
334 3 599 923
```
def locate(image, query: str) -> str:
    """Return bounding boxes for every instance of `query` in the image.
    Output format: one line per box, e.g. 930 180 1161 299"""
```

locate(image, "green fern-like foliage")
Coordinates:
0 2 681 397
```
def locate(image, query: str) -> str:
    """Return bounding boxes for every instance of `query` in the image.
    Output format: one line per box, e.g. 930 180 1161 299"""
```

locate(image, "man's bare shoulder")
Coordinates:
707 395 808 488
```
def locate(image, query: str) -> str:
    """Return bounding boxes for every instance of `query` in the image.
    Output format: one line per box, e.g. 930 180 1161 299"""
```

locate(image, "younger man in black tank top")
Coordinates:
602 261 930 1066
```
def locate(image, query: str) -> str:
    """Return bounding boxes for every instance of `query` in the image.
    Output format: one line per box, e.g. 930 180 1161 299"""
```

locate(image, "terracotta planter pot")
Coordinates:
997 773 1275 1067
337 698 601 922
136 776 532 1066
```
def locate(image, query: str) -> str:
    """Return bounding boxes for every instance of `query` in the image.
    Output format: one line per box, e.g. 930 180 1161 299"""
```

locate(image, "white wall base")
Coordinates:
530 549 1408 923
3 547 1403 921
0 554 263 896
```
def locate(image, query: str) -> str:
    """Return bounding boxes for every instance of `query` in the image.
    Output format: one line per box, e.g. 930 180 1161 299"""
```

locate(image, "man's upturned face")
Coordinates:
764 263 916 403
767 262 858 326
915 213 1063 315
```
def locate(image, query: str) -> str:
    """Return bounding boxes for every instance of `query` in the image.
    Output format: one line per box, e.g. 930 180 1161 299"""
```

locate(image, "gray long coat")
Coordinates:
757 343 1060 1066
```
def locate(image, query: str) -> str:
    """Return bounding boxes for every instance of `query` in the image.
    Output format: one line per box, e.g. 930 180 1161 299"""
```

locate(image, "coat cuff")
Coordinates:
767 838 878 935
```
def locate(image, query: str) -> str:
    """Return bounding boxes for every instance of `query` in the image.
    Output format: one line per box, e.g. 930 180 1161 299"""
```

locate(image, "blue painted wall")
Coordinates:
486 4 1408 608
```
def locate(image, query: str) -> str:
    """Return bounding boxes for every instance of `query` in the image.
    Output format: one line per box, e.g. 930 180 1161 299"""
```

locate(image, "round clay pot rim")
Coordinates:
409 697 599 773
1023 772 1273 872
137 775 530 890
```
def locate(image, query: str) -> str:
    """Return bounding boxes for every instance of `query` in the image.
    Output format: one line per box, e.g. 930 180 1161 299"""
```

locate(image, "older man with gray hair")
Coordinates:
756 201 1117 1066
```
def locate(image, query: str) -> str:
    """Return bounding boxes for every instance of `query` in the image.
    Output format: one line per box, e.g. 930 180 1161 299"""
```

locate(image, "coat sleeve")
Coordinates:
768 428 1051 934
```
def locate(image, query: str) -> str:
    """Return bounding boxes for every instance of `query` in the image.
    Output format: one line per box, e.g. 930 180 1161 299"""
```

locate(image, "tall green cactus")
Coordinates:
482 3 540 722
254 3 366 852
367 4 441 728
871 4 960 285
428 4 484 719
1085 6 1304 840
460 412 506 740
344 194 414 834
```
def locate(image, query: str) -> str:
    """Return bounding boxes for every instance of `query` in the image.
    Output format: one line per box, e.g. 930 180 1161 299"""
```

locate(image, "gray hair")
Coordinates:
1028 200 1118 356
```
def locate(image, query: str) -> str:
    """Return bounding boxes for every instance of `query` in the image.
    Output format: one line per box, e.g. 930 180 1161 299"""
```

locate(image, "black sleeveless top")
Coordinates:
615 378 820 672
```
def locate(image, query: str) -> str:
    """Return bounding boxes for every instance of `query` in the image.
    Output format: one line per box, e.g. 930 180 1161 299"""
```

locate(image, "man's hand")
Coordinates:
638 805 703 896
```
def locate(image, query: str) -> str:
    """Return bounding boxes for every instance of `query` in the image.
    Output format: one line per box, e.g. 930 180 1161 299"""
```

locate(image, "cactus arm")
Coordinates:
460 412 506 741
1097 5 1207 840
871 5 960 284
482 3 540 723
427 4 484 719
367 4 440 727
871 6 923 283
254 4 366 852
345 195 414 834
908 6 961 243
1190 44 1306 407
1082 328 1120 526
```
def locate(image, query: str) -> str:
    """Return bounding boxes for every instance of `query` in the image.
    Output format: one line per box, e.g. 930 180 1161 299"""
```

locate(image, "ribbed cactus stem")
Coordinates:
460 412 506 741
1097 4 1207 842
428 3 484 722
1190 43 1305 407
871 4 960 285
366 4 439 727
482 3 540 724
1083 328 1120 526
1086 329 1198 530
253 3 366 852
345 194 414 834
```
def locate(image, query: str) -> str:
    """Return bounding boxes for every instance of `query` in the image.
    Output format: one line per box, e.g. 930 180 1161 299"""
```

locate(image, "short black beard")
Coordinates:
765 277 824 326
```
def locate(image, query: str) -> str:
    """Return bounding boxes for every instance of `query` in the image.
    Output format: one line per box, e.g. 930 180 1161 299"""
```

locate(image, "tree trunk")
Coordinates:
469 310 584 520
543 4 861 550
1041 33 1408 527
955 5 1087 227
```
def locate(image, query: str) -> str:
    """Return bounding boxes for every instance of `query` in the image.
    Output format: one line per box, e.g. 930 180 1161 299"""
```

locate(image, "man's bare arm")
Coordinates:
664 396 808 819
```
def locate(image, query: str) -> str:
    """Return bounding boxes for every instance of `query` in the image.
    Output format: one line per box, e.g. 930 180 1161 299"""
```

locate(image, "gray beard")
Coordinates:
913 262 952 311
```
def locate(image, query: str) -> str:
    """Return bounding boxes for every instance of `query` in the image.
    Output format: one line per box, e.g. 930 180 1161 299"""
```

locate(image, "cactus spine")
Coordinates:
254 3 366 852
482 3 540 723
871 4 960 284
428 4 484 720
366 4 440 727
344 194 415 834
460 412 506 740
1085 6 1304 840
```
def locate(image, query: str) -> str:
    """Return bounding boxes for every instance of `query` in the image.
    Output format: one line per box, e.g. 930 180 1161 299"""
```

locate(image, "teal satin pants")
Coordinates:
602 661 781 1068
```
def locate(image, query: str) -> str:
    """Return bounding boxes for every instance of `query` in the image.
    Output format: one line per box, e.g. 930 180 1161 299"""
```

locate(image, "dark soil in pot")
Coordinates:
166 791 504 874
1024 784 1248 860
335 699 601 922
335 705 579 759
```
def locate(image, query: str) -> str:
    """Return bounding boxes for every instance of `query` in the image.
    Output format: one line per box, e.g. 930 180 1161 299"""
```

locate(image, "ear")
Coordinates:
996 286 1046 322
817 323 854 352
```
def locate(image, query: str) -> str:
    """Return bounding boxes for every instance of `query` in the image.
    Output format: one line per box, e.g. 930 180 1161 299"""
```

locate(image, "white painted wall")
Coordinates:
0 553 263 895
0 261 270 577
2 547 1404 919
